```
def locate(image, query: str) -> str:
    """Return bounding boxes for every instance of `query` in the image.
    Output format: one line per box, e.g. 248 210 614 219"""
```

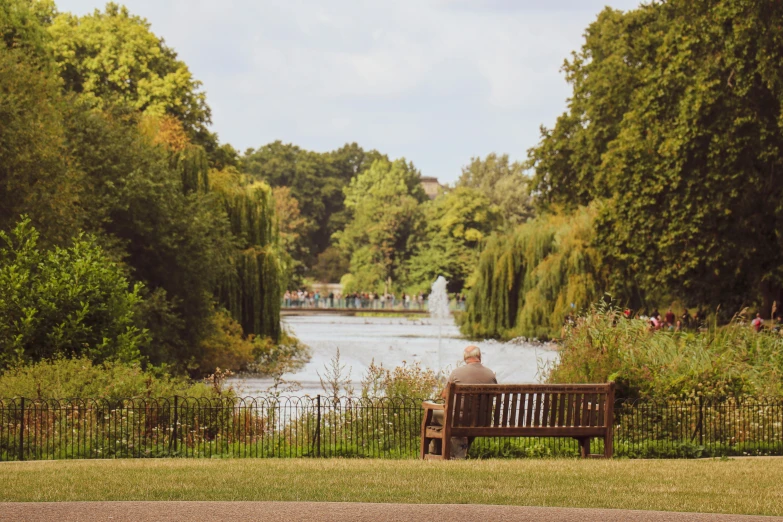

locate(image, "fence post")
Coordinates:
698 396 704 447
315 395 321 458
172 396 179 455
18 397 25 462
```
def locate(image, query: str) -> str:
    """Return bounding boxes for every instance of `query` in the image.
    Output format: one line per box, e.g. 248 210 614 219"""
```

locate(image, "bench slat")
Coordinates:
582 393 592 426
446 384 614 394
557 393 569 426
597 395 605 427
450 426 607 438
501 392 510 427
477 393 489 427
510 392 520 428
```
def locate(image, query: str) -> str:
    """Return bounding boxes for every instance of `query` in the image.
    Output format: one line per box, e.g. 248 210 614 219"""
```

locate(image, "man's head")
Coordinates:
463 345 481 363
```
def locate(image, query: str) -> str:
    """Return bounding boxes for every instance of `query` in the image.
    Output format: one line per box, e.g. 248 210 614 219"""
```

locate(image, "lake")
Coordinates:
231 314 559 397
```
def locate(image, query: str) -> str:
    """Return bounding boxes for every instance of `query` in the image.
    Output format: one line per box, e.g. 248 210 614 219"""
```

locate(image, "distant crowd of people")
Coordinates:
282 290 468 310
633 308 708 331
623 307 783 333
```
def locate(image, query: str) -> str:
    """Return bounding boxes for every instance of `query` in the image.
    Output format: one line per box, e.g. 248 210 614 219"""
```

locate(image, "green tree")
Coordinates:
595 0 783 314
527 6 663 209
335 158 426 292
0 218 148 369
62 101 236 368
211 170 283 342
272 186 313 285
312 246 350 284
0 0 55 61
0 45 82 245
242 142 336 265
406 186 501 294
526 0 783 315
47 3 210 135
242 141 388 270
458 153 534 227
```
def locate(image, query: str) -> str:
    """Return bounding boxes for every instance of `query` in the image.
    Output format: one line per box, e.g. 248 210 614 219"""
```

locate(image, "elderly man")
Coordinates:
428 345 497 458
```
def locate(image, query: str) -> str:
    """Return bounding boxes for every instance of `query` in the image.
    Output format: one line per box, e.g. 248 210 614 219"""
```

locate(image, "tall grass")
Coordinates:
545 305 783 399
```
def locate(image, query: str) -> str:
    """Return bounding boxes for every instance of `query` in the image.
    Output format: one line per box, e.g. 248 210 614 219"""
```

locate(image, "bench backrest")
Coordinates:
444 383 615 430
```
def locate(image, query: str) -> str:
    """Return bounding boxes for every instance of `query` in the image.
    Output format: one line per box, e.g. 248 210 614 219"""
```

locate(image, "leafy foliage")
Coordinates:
0 45 82 244
460 206 603 340
335 158 426 293
272 186 313 285
47 3 210 135
0 219 148 369
211 171 283 342
458 153 534 227
546 305 783 399
242 141 387 272
0 0 56 61
0 356 228 400
62 102 237 368
527 1 783 314
360 360 439 400
405 186 501 294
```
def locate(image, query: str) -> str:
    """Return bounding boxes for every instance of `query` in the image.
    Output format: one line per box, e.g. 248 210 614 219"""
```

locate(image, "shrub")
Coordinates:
360 359 439 399
0 357 229 401
0 218 148 369
545 304 783 398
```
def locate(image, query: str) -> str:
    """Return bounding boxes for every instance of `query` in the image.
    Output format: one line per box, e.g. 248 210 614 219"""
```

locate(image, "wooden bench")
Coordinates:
420 383 615 460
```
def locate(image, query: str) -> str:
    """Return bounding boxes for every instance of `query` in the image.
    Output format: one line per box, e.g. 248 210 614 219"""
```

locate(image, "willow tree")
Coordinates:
460 206 603 340
212 171 282 341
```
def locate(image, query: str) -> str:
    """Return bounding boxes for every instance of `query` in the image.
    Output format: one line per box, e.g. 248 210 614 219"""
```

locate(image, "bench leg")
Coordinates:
420 409 433 459
578 437 590 458
604 429 613 459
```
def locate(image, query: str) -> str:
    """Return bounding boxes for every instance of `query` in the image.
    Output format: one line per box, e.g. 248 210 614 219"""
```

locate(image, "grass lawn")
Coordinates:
1 458 781 516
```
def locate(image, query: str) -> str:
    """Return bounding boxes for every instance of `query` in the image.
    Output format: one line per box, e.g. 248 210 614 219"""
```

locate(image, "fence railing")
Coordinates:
1 396 781 461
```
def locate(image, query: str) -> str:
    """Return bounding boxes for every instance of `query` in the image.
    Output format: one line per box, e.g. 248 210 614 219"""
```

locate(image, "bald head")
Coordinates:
463 345 481 363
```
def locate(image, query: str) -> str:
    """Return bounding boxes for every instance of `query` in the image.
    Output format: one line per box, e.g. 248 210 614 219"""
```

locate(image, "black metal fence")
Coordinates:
1 396 781 461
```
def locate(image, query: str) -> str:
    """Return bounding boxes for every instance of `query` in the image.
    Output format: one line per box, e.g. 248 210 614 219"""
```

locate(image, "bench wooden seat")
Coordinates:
420 383 615 460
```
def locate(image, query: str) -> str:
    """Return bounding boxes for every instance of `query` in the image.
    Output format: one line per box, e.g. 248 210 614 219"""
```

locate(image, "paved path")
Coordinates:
1 502 780 521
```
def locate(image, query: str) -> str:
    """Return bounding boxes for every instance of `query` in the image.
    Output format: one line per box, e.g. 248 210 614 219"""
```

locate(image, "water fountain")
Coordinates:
429 275 451 371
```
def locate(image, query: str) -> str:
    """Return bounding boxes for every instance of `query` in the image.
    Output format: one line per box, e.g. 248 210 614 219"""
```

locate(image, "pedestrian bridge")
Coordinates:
281 307 430 316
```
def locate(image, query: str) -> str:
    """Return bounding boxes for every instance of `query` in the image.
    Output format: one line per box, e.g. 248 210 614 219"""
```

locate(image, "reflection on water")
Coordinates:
231 315 559 397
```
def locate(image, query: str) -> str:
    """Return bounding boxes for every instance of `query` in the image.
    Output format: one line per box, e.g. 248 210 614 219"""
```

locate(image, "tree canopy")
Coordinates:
335 158 426 293
48 3 211 135
242 141 387 281
464 0 783 336
458 153 533 227
0 1 284 376
406 186 501 294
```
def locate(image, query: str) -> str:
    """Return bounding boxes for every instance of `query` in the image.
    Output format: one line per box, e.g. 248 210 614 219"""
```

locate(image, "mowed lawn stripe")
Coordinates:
0 458 781 516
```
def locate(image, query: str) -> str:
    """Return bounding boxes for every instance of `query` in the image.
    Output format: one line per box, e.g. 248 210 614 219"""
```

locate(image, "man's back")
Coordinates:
448 362 497 386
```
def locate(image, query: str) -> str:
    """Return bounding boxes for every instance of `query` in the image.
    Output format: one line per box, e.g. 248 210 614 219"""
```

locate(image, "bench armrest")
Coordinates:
422 401 444 411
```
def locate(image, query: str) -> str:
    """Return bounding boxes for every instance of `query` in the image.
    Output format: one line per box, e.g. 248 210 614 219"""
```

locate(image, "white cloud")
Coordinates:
54 0 642 183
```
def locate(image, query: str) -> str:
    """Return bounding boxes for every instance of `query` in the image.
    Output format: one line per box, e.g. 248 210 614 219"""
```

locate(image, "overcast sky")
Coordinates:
55 0 642 184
